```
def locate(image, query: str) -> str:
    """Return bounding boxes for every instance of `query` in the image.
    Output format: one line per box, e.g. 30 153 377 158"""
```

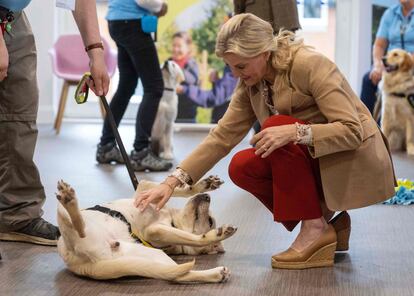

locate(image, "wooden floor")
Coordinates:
1 123 414 296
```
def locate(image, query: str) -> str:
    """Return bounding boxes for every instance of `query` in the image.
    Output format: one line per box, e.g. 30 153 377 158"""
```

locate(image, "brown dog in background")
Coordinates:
381 48 414 155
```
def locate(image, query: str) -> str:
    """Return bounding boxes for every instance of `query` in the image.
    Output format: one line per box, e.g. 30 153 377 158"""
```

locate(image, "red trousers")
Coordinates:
228 115 324 231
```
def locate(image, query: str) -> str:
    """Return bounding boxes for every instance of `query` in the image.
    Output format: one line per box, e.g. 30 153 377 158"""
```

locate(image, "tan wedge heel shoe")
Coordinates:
271 224 337 270
329 211 351 251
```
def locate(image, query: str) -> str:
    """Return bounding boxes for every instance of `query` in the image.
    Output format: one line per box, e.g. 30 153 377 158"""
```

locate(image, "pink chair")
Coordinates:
49 34 117 134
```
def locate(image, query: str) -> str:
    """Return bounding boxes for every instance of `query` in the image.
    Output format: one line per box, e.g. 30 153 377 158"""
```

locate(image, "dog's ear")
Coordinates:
400 53 414 72
162 60 170 73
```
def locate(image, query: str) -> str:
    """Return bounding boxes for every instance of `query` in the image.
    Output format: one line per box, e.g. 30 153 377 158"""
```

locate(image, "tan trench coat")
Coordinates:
179 47 396 211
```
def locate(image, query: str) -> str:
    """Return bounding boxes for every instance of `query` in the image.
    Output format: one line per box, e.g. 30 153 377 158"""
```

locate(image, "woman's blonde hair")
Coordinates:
215 13 304 84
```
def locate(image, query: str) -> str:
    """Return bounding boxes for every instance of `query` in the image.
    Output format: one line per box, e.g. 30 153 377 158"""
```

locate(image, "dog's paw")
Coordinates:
216 224 237 239
57 180 71 191
207 266 231 283
220 267 231 283
199 175 224 192
56 180 76 204
407 144 414 155
160 151 174 160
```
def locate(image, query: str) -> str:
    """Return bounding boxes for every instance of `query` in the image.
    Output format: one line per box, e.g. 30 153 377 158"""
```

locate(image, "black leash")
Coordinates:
100 95 139 190
74 73 138 191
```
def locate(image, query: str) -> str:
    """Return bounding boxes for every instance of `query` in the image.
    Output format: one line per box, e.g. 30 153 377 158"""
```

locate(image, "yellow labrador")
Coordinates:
56 176 237 283
381 48 414 155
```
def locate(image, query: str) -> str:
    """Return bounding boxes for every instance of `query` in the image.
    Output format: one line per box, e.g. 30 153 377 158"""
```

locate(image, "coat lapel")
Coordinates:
249 74 293 124
272 76 292 115
249 83 270 125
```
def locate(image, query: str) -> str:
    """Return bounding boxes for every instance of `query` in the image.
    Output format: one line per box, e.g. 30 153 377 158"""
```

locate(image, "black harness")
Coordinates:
389 92 414 109
86 205 153 247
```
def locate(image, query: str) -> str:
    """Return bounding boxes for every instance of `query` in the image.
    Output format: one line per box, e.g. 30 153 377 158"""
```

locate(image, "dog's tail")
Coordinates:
71 257 196 281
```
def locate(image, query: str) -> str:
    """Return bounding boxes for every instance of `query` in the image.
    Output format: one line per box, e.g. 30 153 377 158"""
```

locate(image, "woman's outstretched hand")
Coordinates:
133 177 180 211
250 124 296 158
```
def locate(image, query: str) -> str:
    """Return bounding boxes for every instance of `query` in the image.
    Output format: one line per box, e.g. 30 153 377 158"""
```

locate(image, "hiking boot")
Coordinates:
96 142 124 164
130 148 173 172
0 218 60 246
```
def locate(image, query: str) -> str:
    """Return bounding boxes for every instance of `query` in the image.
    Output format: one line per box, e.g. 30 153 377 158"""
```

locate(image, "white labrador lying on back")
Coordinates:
56 176 237 283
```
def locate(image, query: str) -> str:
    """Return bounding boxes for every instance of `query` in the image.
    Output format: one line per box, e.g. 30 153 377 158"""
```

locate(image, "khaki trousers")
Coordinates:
0 12 45 232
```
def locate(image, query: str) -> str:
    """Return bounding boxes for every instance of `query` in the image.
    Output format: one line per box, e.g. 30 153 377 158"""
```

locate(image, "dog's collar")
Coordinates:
390 92 407 98
164 87 175 92
86 205 154 248
389 93 414 109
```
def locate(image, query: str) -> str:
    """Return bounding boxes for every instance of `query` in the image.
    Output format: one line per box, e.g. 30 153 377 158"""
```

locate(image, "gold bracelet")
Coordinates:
160 181 174 192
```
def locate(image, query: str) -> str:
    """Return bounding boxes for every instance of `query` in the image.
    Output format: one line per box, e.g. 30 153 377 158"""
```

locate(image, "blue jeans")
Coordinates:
100 19 164 151
360 71 378 115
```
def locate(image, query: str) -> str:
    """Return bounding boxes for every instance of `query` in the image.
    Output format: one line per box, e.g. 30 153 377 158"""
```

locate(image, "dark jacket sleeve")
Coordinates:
233 0 246 14
183 66 238 107
182 58 199 86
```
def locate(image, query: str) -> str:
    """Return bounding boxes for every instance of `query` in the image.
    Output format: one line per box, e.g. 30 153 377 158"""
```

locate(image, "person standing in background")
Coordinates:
0 0 109 248
360 0 414 115
96 0 173 172
233 0 301 33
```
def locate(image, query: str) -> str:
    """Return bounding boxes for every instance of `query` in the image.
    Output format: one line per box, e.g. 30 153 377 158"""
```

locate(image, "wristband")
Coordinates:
85 42 104 52
169 167 193 185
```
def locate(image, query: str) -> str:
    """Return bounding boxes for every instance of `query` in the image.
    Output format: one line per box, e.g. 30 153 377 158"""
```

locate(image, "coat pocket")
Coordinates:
361 118 378 141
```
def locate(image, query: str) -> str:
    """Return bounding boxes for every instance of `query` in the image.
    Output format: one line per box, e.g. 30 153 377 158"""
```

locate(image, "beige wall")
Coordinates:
26 0 56 124
301 7 336 62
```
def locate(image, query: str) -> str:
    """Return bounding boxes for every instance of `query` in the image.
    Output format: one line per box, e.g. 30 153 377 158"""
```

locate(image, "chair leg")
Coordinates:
54 81 70 134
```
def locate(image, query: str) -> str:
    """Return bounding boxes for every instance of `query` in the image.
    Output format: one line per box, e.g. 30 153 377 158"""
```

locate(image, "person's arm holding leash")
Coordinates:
0 29 8 81
72 0 109 96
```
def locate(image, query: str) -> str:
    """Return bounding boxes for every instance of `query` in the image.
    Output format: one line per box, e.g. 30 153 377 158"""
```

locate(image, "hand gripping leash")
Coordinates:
75 73 139 190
